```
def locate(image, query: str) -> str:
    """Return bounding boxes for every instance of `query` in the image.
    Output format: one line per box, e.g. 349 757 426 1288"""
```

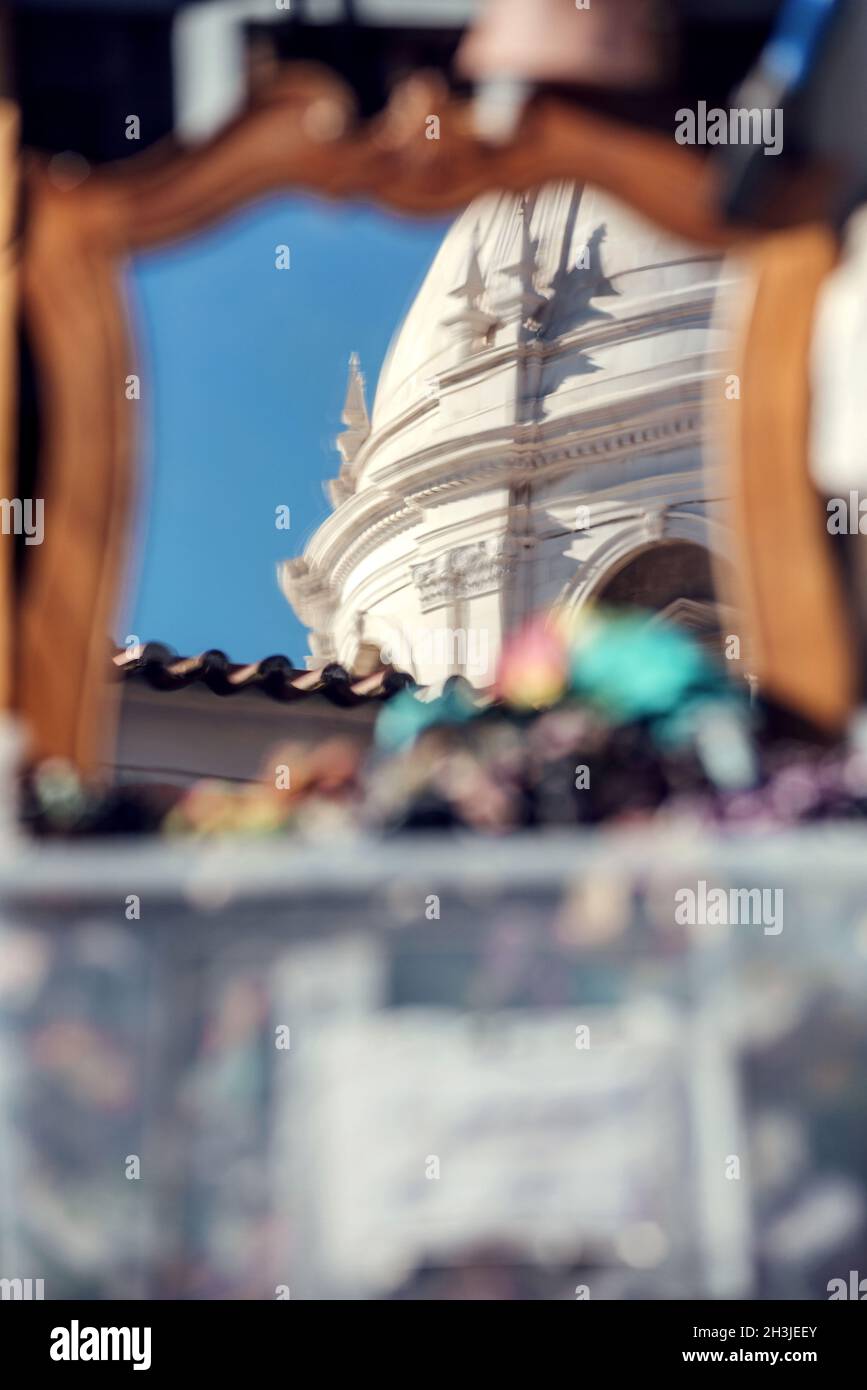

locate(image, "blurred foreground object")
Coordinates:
811 206 867 496
725 225 855 733
721 0 867 227
0 100 16 715
459 0 668 89
28 614 864 841
1 828 866 1297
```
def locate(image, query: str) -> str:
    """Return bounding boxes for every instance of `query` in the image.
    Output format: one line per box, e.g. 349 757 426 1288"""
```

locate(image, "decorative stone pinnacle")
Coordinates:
336 352 370 466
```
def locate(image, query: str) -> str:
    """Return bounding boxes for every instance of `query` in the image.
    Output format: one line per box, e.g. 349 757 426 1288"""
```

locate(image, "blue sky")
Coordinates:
124 195 450 664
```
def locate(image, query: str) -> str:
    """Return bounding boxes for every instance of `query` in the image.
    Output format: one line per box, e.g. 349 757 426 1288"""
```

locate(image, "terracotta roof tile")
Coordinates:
113 643 415 706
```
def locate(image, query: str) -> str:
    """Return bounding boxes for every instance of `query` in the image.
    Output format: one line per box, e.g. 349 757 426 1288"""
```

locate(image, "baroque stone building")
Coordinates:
280 181 734 686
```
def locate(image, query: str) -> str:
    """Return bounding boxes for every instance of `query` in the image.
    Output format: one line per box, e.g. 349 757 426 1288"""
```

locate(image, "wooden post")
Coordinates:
0 98 18 715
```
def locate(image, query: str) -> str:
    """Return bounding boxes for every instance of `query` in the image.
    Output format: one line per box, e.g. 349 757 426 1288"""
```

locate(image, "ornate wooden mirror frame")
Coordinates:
15 65 855 772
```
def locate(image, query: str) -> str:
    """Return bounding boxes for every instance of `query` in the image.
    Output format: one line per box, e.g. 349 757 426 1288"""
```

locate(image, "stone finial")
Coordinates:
336 352 370 466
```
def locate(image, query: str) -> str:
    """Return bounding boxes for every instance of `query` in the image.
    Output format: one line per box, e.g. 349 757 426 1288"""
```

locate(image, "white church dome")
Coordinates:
280 181 732 685
370 181 719 442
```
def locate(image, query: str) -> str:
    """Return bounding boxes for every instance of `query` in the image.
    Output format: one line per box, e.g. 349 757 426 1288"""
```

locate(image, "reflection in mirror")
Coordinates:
116 181 734 788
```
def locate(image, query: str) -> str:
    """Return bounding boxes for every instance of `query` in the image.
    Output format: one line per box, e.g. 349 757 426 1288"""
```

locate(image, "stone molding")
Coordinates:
300 398 704 595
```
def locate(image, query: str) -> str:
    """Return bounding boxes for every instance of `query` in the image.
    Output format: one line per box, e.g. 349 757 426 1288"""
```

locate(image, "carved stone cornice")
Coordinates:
399 408 704 511
276 556 336 634
352 288 719 484
294 393 706 598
